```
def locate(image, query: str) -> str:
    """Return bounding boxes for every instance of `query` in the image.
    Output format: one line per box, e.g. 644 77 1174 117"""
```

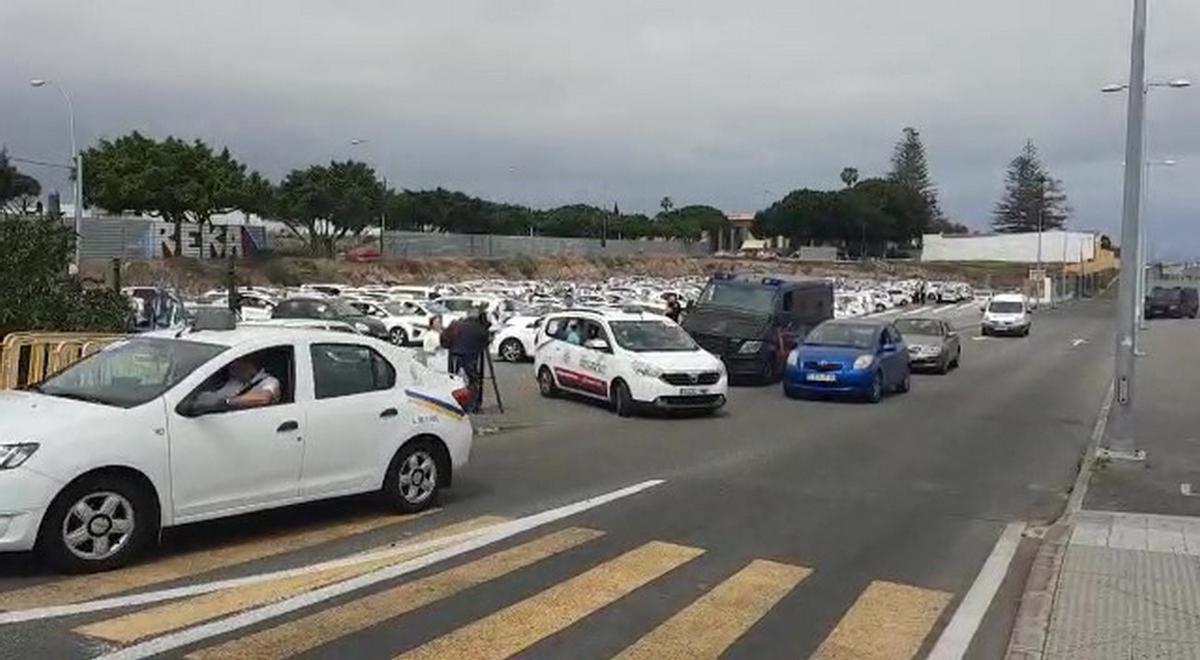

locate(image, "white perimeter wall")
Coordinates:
921 231 1096 264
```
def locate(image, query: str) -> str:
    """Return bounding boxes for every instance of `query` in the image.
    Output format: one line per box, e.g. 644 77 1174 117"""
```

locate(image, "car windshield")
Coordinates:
696 282 776 315
805 323 878 349
894 319 944 336
440 298 478 312
34 338 227 408
988 301 1024 314
609 320 698 352
329 299 364 317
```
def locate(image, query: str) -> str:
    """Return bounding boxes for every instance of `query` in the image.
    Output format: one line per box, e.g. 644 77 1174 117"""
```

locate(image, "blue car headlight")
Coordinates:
853 354 875 370
787 348 801 367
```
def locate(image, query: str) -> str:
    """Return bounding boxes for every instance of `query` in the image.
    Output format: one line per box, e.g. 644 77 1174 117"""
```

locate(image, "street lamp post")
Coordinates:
348 139 388 255
30 79 82 273
1102 0 1149 461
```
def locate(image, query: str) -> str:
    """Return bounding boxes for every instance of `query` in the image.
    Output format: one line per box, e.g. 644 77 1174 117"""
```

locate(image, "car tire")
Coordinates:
611 380 635 417
1023 326 1031 337
537 366 558 398
896 371 911 393
866 371 883 404
381 439 444 514
760 354 781 385
936 355 950 375
500 338 525 362
39 473 156 574
952 348 961 369
389 327 409 346
784 386 805 400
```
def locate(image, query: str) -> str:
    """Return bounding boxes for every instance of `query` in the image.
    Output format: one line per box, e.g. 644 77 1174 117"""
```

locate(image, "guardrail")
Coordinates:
0 333 124 390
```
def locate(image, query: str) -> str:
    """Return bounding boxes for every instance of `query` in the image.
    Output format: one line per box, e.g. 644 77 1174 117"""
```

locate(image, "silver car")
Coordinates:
894 317 962 374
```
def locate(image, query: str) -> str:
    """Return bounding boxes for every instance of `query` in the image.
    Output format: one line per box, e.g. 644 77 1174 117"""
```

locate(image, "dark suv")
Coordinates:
271 296 389 339
1145 286 1199 319
682 274 834 384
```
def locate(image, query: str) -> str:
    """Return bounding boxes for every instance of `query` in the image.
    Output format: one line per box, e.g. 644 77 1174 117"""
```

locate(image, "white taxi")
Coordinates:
533 309 727 416
0 319 472 572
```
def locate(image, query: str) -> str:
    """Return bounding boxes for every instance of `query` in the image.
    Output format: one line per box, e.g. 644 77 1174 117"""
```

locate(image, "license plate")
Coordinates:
679 387 708 396
806 373 836 383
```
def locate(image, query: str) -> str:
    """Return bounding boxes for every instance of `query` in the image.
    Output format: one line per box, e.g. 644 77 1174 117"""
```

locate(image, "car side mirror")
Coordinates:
584 338 610 352
881 342 896 353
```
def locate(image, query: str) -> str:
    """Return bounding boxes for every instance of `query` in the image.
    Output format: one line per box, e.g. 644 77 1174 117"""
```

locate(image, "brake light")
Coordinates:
451 387 472 409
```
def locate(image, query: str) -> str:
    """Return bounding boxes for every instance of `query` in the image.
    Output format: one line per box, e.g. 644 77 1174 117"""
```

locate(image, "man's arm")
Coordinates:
227 380 281 409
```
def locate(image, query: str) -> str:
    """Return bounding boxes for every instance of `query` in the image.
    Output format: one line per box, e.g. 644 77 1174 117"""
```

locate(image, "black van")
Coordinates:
682 274 834 383
1145 286 1199 319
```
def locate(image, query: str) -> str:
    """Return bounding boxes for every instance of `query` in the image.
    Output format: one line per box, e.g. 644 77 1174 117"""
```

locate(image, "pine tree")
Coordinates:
992 141 1070 233
888 127 942 222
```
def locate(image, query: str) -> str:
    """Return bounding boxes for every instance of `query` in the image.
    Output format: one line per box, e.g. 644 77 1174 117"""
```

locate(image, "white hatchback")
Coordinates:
533 310 727 416
0 326 472 572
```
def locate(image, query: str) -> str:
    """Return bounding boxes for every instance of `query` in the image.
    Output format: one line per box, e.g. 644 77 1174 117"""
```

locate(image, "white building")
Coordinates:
921 231 1097 264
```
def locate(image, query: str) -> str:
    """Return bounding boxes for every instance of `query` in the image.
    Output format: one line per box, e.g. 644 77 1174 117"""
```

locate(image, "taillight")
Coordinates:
451 387 472 409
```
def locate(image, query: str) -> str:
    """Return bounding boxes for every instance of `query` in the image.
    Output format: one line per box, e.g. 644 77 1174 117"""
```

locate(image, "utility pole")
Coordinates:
1103 0 1148 462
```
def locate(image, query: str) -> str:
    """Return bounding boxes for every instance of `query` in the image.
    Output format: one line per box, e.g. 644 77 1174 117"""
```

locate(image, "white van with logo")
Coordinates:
533 310 727 417
982 293 1031 337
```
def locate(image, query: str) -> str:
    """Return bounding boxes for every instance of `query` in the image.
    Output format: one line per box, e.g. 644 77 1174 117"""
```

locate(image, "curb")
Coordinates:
1003 381 1114 659
1004 524 1069 659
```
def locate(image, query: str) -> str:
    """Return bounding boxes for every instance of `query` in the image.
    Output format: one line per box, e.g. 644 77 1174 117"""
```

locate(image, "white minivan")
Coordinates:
981 293 1031 337
533 309 727 416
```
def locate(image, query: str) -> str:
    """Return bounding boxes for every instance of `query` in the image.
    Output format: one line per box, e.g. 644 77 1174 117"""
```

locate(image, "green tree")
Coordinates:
888 127 942 224
849 178 929 244
660 196 674 214
656 205 729 242
0 150 43 218
81 132 267 252
275 160 387 257
840 167 860 188
992 141 1070 233
0 217 130 339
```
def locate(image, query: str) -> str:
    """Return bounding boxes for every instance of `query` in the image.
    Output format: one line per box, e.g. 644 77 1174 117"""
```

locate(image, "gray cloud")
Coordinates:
2 0 1198 256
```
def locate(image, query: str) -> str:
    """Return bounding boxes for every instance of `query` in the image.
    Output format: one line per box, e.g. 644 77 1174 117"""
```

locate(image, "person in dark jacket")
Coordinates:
448 306 490 412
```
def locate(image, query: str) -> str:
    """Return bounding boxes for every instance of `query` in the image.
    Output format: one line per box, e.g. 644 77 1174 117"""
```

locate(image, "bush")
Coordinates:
0 218 131 339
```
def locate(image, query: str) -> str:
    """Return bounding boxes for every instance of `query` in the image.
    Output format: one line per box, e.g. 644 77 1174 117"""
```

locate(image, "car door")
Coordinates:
878 326 905 387
571 319 614 398
166 345 305 521
301 342 402 497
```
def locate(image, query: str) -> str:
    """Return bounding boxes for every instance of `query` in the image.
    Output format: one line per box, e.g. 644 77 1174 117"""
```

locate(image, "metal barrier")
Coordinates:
0 333 124 390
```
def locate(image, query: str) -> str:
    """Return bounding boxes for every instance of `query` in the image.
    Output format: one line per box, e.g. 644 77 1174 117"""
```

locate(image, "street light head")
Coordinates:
1101 83 1127 93
1161 159 1178 166
349 138 366 146
29 79 47 88
1167 78 1193 89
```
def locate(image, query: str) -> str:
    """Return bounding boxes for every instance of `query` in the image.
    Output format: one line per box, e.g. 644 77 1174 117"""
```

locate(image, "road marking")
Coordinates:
394 541 704 660
90 479 664 660
614 559 811 660
1071 338 1088 347
927 522 1026 660
186 527 604 660
0 511 434 611
76 516 508 643
810 580 952 660
901 305 935 317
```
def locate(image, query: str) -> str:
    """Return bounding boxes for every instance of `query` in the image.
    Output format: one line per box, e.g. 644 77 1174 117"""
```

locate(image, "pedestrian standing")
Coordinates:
449 306 489 412
420 314 447 371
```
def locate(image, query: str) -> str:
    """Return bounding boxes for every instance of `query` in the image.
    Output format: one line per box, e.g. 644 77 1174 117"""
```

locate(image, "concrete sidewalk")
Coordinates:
1010 315 1200 659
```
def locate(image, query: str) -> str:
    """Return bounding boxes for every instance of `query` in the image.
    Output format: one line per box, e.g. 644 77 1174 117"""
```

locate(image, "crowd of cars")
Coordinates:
3 272 1025 573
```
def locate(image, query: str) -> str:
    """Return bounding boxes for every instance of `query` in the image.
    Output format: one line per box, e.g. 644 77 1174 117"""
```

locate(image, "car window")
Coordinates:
311 344 396 400
582 320 609 348
184 346 296 411
782 291 795 312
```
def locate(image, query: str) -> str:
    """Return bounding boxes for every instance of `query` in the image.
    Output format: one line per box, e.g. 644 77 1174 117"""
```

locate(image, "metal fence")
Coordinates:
381 231 711 258
74 217 269 260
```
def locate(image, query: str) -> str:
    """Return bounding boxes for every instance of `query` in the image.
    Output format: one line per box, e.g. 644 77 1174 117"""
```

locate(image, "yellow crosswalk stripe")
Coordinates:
0 510 435 611
395 541 705 660
809 580 953 660
186 527 605 660
614 559 812 659
75 515 506 643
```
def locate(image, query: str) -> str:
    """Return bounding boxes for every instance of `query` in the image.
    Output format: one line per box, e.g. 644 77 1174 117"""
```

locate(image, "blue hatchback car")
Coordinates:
783 319 911 403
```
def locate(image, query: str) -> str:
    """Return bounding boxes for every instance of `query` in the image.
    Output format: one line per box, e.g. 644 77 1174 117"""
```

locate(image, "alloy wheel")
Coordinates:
61 491 135 562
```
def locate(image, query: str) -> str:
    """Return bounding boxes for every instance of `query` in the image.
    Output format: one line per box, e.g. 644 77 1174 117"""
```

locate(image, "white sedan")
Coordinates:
0 324 472 572
490 315 544 362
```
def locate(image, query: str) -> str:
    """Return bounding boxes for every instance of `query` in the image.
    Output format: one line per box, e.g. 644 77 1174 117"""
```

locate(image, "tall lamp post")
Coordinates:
349 138 388 255
30 79 82 273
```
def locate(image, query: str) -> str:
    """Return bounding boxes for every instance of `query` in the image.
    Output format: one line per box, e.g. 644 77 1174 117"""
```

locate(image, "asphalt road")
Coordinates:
0 298 1117 660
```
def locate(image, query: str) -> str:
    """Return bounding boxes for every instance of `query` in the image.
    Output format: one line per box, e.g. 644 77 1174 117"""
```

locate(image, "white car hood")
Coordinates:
0 390 125 442
634 351 724 372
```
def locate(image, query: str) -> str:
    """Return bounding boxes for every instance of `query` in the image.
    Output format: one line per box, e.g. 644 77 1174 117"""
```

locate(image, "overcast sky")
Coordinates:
3 1 1198 257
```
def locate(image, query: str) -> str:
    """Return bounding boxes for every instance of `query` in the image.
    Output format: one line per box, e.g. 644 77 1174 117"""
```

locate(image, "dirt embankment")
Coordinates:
86 254 1032 294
